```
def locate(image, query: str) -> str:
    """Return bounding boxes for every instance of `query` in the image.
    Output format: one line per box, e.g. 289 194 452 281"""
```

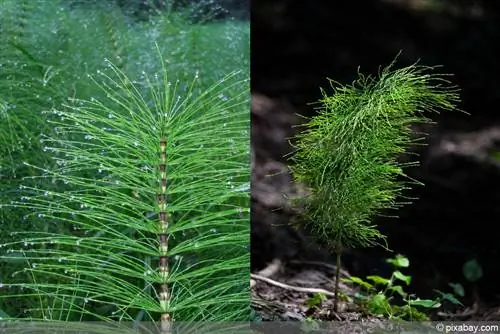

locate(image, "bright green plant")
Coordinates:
289 59 462 311
0 0 248 190
0 53 250 330
343 255 461 320
306 292 327 312
0 0 249 328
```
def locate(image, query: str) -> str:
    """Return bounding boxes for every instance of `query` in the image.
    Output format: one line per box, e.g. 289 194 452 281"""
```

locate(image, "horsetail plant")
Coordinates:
289 59 462 312
0 54 250 332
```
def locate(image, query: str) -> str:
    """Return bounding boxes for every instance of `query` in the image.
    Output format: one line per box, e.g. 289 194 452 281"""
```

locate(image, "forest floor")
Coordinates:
250 257 500 331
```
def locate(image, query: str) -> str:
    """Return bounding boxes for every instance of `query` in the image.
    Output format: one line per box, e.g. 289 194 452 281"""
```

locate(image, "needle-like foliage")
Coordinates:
0 0 250 330
289 59 461 311
0 54 250 329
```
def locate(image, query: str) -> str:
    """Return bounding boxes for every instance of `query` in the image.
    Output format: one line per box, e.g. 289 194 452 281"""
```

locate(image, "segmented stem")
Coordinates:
158 138 171 332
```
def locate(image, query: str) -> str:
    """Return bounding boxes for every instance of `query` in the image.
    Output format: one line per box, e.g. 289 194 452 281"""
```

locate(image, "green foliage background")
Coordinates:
0 0 250 325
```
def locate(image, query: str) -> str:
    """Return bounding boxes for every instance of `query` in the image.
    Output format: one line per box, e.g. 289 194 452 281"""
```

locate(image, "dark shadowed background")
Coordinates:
251 0 500 307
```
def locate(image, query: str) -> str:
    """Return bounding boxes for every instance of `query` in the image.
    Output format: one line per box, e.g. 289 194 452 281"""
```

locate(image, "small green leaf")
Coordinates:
388 285 407 298
366 275 390 286
408 298 441 308
368 293 389 315
307 292 326 308
386 254 410 268
463 259 483 282
434 289 464 306
393 270 412 285
346 276 373 290
441 293 463 306
448 282 465 297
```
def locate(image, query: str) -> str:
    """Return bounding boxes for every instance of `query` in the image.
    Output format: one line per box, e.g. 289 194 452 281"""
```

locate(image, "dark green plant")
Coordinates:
434 283 464 308
343 255 461 320
289 59 462 311
462 258 483 283
0 53 250 328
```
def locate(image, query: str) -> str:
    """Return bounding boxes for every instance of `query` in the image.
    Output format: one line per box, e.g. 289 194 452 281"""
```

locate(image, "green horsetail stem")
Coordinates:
158 137 171 331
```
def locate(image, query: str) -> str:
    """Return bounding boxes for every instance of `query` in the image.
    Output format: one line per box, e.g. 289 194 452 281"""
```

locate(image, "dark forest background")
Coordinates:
251 0 500 307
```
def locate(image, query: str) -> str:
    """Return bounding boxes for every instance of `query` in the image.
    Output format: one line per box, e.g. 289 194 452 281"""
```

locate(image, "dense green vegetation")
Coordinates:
289 60 461 312
0 0 250 329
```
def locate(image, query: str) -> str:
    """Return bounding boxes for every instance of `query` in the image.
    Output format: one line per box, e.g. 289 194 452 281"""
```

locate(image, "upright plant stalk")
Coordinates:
290 59 462 311
158 137 170 332
334 244 341 312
